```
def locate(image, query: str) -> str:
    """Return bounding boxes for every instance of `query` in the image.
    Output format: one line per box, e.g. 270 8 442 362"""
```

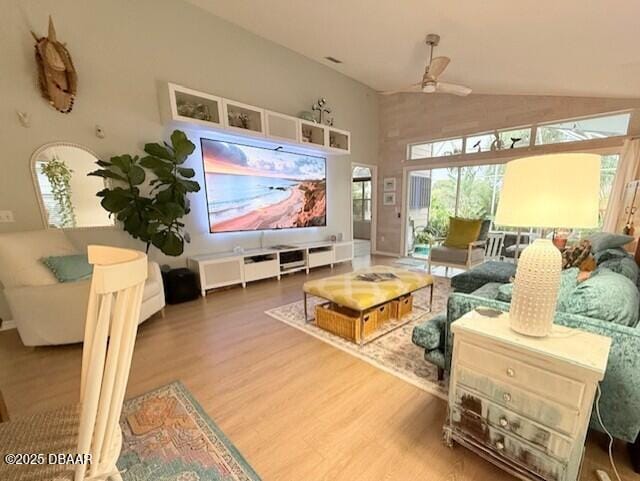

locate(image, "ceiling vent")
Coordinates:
324 56 343 64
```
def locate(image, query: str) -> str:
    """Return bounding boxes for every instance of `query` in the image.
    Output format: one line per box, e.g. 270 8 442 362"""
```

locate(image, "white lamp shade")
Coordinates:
494 153 601 229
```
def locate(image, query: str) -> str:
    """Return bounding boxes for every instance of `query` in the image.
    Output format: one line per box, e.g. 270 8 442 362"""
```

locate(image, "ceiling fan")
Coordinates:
382 34 472 96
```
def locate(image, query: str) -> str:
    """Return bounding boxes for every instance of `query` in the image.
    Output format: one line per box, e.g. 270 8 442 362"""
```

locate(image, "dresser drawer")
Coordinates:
453 386 573 461
450 406 567 481
456 366 579 436
457 340 585 408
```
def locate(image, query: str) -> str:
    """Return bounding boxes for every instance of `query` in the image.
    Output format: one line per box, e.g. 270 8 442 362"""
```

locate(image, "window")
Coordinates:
409 174 431 209
424 168 459 237
407 153 621 256
465 129 532 154
409 112 628 161
598 154 620 227
465 133 494 153
457 164 505 225
409 138 463 159
352 168 372 222
499 127 531 149
535 113 630 146
555 153 620 234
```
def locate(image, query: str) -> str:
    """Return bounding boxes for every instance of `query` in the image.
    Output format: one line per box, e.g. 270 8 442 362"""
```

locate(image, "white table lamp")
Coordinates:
494 153 600 337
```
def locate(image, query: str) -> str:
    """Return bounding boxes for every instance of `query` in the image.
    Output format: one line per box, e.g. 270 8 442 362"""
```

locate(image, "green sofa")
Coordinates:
413 249 640 444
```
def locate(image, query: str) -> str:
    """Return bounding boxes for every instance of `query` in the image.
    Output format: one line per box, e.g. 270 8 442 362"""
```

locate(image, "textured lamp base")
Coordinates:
509 239 561 337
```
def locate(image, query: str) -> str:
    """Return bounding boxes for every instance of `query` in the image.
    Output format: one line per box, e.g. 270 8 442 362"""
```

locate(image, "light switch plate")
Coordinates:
0 211 15 223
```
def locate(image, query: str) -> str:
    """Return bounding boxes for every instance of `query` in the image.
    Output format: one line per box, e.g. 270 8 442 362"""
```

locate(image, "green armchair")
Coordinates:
427 219 491 273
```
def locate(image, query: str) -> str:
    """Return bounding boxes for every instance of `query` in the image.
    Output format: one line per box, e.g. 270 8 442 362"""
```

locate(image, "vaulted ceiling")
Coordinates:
185 0 640 98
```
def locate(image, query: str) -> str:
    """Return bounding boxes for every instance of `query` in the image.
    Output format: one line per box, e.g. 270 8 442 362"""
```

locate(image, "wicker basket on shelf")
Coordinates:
374 302 392 324
390 294 413 319
315 304 379 342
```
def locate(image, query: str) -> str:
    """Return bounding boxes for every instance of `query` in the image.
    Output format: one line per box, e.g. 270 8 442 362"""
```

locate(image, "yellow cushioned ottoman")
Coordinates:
303 266 433 311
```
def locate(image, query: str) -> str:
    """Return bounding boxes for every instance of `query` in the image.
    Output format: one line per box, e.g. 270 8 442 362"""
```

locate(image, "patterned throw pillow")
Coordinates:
562 240 595 271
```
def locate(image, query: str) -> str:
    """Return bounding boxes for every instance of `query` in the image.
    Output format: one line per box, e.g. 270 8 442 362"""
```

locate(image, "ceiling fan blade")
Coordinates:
380 82 422 95
436 81 472 96
427 56 450 79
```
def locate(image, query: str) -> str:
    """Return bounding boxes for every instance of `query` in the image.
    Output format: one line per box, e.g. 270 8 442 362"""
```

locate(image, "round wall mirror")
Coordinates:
31 142 114 229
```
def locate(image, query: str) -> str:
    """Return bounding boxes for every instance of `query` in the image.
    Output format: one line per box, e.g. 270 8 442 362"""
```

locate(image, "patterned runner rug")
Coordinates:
118 381 260 481
265 276 451 400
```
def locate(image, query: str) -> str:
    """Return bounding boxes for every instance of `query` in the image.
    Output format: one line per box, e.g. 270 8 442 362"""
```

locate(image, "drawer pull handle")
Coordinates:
503 392 512 402
499 417 509 428
495 441 505 451
506 367 515 377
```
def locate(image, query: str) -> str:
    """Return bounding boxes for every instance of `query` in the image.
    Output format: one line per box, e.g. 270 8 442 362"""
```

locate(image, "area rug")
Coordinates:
118 381 260 481
392 257 428 269
265 277 451 400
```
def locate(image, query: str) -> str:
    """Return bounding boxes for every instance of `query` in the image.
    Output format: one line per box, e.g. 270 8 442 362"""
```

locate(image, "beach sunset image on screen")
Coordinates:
201 139 327 233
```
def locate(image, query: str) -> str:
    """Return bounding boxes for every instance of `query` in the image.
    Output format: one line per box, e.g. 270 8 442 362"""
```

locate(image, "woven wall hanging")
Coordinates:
31 16 77 113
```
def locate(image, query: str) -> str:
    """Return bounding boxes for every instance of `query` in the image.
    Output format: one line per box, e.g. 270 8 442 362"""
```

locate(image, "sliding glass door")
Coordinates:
406 168 459 257
405 154 621 257
406 164 506 257
457 164 505 220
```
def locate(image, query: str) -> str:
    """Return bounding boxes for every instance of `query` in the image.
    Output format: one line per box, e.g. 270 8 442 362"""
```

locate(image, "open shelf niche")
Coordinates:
328 127 351 153
300 120 326 147
265 111 300 142
223 100 265 135
169 84 223 128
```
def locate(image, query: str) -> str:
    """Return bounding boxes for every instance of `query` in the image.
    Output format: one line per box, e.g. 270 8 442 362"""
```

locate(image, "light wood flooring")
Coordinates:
0 255 636 480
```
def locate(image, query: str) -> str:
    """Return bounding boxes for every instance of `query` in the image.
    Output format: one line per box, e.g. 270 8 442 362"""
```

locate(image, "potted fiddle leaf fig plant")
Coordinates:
89 130 200 256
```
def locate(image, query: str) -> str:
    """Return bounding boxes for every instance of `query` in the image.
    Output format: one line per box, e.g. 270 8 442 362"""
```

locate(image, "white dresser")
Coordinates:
444 309 611 481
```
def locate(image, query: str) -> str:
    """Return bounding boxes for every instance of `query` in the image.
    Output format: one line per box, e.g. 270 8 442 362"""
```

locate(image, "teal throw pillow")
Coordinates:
41 254 93 283
599 256 639 284
561 268 639 327
496 283 513 303
498 268 580 307
588 232 633 253
594 247 631 263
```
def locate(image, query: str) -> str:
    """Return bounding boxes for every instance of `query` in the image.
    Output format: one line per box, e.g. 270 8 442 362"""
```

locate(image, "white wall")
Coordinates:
0 0 379 320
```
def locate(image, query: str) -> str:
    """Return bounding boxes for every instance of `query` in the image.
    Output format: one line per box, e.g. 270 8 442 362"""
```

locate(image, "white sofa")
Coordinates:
0 229 165 346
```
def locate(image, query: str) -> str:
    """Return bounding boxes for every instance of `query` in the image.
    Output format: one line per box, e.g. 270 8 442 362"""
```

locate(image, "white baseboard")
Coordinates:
0 319 16 331
372 250 401 257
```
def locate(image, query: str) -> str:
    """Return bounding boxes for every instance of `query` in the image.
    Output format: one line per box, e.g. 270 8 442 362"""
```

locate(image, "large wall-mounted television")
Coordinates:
201 138 327 233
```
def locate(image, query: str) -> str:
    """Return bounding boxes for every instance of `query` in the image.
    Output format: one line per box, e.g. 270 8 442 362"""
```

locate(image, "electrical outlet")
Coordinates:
0 211 15 223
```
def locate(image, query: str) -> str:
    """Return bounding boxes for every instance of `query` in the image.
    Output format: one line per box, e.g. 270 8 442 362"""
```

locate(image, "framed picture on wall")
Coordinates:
383 177 396 192
383 192 396 205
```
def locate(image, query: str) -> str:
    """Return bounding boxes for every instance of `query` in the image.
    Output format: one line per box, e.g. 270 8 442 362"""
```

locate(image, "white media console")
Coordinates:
187 240 353 296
